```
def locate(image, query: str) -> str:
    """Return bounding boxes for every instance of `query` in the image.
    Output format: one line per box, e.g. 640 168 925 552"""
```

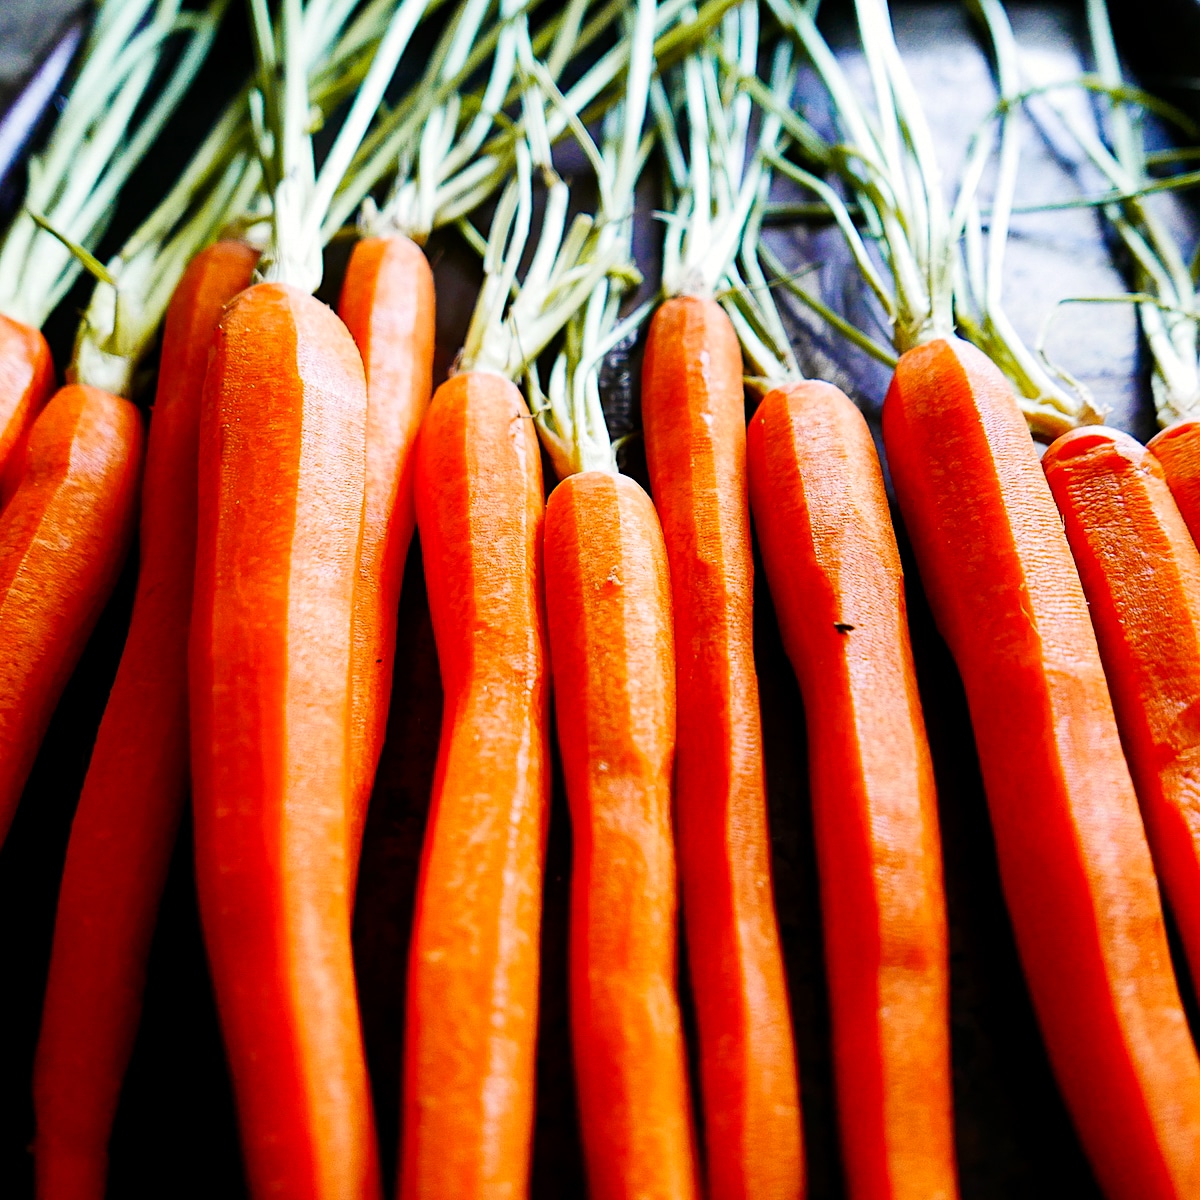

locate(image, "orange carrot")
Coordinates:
747 380 957 1200
641 294 803 1200
0 312 54 502
543 468 699 1200
1148 421 1200 549
337 233 436 893
884 336 1200 1200
33 240 257 1200
1044 425 1200 996
402 369 549 1199
190 281 380 1200
0 384 142 848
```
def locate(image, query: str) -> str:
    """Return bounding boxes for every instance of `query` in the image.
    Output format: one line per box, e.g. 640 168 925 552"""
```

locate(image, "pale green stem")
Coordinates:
301 0 430 251
529 0 656 477
1084 0 1199 422
760 240 899 367
964 0 1104 425
0 0 229 327
766 151 896 320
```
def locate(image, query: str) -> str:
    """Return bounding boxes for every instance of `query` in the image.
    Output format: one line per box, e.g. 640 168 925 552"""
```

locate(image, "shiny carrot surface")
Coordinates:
33 241 257 1200
1149 420 1200 550
190 281 380 1200
402 369 550 1199
337 233 436 893
642 294 803 1200
544 468 699 1200
0 311 54 502
1045 426 1200 999
0 384 142 848
749 380 957 1200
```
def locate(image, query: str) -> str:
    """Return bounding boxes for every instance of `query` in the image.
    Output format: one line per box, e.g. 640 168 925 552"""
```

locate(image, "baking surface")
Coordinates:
0 2 1194 1197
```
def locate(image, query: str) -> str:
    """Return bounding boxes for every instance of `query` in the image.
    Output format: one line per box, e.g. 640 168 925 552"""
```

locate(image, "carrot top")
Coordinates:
1059 0 1200 427
330 0 573 245
757 0 1101 436
247 0 434 291
651 0 775 301
326 0 741 247
0 0 230 331
62 0 418 397
528 0 657 478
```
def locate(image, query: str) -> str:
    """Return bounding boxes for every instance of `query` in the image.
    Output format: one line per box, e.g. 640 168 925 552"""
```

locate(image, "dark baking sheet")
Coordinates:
0 2 1195 1197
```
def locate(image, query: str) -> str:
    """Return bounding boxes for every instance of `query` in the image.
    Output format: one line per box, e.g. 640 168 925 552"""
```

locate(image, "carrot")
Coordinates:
183 0 446 1187
32 240 256 1200
0 313 53 500
530 18 700 1181
190 281 379 1200
1044 425 1200 995
1148 421 1200 549
336 233 435 894
641 294 803 1200
883 335 1200 1200
543 469 700 1200
747 379 956 1200
403 369 549 1199
0 384 142 848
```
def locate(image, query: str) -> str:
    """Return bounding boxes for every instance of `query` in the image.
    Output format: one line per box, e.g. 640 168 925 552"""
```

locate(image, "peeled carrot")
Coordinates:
1044 425 1200 995
336 233 436 893
0 312 54 501
0 384 142 848
1148 421 1200 549
190 281 380 1200
33 240 257 1200
402 370 549 1200
543 469 699 1200
747 380 957 1200
883 336 1200 1200
641 294 803 1200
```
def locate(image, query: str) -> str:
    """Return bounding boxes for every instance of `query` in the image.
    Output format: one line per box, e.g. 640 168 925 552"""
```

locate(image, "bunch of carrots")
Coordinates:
5 0 1200 1197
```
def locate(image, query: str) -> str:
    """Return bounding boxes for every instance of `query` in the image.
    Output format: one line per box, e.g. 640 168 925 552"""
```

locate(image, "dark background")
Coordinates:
1 1 1198 1196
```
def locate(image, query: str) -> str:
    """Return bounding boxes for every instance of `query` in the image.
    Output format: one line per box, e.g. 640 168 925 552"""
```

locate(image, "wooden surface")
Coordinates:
0 2 1195 1198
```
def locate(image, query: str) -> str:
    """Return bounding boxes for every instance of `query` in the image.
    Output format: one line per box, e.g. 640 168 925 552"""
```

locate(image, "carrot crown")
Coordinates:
762 0 1101 437
531 0 658 478
328 0 562 244
950 0 1104 435
0 0 230 331
765 0 953 350
325 0 738 247
653 0 771 300
65 0 410 396
249 0 433 291
715 40 803 391
455 134 612 382
451 7 675 399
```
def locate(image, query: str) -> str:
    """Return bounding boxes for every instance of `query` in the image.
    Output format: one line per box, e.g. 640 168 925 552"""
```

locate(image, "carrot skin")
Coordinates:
1045 426 1200 998
337 234 436 895
641 295 803 1200
403 370 550 1200
748 380 957 1200
190 281 380 1200
0 311 54 502
0 384 142 848
883 336 1200 1200
1148 420 1200 549
543 470 699 1200
33 241 258 1200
